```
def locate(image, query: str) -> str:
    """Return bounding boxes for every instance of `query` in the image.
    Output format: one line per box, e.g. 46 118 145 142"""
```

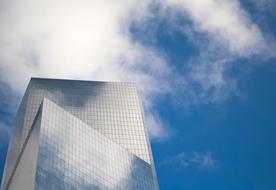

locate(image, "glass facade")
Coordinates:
36 98 154 190
1 78 158 190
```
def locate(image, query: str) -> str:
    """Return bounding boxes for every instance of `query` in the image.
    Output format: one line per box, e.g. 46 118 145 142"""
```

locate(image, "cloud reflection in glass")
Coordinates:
35 98 154 190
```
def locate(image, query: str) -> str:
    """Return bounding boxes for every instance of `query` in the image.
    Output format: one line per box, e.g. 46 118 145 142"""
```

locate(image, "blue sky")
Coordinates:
0 0 276 189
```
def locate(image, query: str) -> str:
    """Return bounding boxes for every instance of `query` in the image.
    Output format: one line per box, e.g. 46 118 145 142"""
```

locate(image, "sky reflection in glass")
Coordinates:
35 98 154 190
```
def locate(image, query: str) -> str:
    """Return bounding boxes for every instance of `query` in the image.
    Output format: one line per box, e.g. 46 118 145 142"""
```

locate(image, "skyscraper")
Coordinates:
1 78 159 190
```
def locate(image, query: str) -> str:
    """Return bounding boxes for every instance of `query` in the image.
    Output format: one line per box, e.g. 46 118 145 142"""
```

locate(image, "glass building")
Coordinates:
1 78 159 190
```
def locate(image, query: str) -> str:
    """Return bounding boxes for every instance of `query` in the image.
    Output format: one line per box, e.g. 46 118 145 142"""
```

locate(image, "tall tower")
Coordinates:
1 78 158 190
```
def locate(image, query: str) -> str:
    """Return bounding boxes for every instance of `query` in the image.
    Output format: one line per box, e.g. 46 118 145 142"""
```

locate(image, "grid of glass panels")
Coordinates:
35 98 155 190
2 78 159 190
22 78 152 164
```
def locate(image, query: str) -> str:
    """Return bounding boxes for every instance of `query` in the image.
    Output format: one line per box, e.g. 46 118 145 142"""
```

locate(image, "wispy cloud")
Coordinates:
164 0 266 56
161 0 275 104
144 112 171 140
0 121 11 139
250 0 276 14
163 151 217 170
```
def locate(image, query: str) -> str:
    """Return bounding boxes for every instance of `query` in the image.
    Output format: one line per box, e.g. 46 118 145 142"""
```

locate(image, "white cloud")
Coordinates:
0 0 172 139
164 0 266 56
0 0 156 91
144 112 170 140
0 0 273 139
162 0 271 103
